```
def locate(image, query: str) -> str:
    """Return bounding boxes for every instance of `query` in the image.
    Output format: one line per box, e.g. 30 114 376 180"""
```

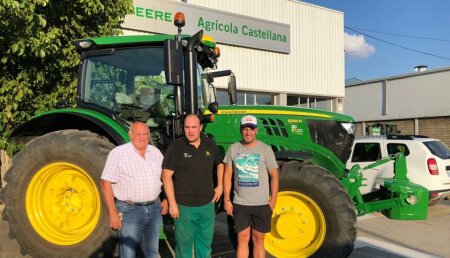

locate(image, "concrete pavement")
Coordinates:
1 201 449 258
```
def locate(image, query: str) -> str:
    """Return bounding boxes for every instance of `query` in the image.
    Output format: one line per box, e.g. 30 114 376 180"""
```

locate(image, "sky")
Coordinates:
300 0 450 81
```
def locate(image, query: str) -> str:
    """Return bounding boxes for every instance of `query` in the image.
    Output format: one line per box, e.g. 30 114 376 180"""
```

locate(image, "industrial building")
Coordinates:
122 0 345 112
345 66 450 145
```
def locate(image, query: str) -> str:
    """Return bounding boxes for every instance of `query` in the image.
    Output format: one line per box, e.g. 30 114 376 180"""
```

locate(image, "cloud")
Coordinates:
344 32 376 59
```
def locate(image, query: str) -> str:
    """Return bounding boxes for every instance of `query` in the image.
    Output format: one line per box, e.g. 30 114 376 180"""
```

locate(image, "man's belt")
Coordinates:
118 199 156 206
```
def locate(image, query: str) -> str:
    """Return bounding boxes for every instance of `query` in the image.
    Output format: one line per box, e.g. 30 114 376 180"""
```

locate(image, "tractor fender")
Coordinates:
274 150 313 161
8 108 129 146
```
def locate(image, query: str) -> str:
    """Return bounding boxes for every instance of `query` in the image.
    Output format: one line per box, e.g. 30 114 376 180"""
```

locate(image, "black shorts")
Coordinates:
232 203 273 233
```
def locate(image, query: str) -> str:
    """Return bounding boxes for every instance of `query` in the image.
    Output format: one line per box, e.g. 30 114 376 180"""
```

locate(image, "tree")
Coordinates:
0 0 132 155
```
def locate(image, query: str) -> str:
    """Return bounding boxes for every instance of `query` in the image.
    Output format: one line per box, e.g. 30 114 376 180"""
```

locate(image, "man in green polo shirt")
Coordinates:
162 114 224 258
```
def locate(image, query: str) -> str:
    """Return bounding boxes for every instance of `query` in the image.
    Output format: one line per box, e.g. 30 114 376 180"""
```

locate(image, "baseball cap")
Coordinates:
240 115 257 129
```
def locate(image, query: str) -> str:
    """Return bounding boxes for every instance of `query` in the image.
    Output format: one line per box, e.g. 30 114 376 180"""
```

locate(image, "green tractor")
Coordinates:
1 13 428 258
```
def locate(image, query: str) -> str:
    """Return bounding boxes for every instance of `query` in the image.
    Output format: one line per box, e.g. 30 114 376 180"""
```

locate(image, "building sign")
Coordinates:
122 0 290 53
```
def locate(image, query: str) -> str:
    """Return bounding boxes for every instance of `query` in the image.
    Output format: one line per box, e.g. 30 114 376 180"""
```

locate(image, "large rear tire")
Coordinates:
265 161 357 258
1 130 116 258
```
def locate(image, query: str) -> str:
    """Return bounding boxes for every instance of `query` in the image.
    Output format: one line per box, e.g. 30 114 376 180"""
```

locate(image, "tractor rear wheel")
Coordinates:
265 161 357 258
1 130 116 258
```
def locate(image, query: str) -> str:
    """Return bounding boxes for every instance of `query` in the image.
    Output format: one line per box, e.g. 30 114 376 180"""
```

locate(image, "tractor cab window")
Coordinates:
198 65 208 110
81 47 176 126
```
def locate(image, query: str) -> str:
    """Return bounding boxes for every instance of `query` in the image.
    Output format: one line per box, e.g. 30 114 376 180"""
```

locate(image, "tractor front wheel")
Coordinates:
1 130 116 258
265 161 357 258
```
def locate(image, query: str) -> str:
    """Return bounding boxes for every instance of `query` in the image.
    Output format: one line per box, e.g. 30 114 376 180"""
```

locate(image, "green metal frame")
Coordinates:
36 108 130 141
342 153 428 219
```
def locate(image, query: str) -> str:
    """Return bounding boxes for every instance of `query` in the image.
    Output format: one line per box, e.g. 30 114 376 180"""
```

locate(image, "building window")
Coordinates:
316 98 331 110
256 93 272 105
216 90 230 105
246 93 255 105
288 95 332 111
237 92 245 105
309 98 316 108
287 96 299 106
216 89 272 106
300 97 308 107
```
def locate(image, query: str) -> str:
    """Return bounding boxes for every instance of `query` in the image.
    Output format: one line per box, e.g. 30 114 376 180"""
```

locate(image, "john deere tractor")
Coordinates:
1 13 428 258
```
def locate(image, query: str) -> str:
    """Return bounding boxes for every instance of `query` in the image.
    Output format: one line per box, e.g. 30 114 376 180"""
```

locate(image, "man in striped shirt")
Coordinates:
100 122 167 258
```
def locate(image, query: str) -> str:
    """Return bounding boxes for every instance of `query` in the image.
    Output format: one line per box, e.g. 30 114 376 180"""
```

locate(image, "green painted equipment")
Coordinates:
1 13 427 258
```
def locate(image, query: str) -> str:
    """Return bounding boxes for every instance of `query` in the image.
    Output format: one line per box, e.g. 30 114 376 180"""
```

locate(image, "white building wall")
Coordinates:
186 0 344 98
345 68 450 121
344 81 383 121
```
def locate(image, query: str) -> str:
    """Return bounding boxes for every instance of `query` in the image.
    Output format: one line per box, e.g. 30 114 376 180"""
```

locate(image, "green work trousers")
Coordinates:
175 202 215 258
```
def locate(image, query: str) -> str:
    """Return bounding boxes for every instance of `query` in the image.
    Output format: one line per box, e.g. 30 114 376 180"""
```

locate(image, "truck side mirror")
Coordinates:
228 73 237 105
164 39 183 86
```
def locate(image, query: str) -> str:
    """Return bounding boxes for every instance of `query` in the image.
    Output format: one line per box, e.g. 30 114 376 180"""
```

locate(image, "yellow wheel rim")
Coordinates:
265 191 326 258
26 162 101 245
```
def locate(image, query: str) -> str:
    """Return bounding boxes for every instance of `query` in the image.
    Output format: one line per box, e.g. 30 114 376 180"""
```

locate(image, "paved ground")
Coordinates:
1 200 449 258
351 200 450 258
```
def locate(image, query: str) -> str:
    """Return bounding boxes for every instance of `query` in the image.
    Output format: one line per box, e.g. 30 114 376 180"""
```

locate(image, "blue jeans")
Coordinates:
116 200 162 258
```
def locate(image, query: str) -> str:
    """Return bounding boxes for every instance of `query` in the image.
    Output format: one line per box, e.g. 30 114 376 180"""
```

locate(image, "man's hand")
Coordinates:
269 197 277 211
224 200 233 216
161 199 168 215
169 203 180 219
212 185 223 203
109 211 122 230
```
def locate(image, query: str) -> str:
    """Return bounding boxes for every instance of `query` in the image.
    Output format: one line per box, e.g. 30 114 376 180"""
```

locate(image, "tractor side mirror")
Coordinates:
164 39 183 86
208 102 219 114
228 73 237 105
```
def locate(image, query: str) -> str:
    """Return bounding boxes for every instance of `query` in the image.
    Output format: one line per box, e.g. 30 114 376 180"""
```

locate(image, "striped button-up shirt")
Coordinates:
101 142 163 202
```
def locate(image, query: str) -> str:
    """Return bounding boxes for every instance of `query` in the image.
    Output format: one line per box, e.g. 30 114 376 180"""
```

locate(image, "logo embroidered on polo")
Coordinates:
205 151 211 158
184 153 192 158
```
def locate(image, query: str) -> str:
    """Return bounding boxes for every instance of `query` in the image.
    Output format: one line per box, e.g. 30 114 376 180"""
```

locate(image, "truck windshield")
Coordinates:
81 47 176 124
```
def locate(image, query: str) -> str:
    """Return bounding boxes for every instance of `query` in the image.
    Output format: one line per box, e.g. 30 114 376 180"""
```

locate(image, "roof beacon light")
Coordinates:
174 12 185 41
174 12 185 27
213 47 221 58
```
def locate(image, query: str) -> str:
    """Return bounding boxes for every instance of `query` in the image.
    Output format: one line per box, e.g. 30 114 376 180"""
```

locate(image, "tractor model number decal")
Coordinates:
288 119 302 123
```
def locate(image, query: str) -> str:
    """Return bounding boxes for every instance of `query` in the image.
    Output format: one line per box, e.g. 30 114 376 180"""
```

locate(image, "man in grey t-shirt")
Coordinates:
223 115 279 258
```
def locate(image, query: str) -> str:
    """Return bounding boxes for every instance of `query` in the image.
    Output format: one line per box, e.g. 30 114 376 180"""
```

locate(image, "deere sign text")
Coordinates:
122 0 290 53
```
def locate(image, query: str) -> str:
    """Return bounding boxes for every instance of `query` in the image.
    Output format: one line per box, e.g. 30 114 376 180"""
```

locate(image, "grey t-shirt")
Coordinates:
223 140 278 206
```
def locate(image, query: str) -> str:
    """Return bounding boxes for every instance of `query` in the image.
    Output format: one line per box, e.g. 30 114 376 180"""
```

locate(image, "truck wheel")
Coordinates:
1 130 116 258
265 161 356 258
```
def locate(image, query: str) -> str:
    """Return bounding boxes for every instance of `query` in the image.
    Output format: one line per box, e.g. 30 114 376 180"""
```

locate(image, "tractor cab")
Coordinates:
73 12 235 149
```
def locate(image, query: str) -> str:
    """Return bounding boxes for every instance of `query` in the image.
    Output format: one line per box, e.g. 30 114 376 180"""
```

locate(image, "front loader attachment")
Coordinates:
342 153 428 220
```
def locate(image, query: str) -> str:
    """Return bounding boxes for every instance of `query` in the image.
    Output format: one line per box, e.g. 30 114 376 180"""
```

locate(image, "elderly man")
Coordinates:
100 122 167 258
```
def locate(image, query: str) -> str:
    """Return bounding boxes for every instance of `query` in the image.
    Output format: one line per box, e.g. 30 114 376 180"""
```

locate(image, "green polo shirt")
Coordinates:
163 135 222 206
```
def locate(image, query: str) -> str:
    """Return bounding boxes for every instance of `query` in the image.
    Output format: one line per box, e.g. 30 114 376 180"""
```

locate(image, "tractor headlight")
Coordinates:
340 122 356 135
77 41 93 49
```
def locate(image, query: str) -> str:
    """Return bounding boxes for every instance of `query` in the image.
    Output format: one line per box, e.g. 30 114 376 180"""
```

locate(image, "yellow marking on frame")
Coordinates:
210 109 331 118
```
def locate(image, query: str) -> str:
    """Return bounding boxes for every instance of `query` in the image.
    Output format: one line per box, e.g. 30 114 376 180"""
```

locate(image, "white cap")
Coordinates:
240 115 257 129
